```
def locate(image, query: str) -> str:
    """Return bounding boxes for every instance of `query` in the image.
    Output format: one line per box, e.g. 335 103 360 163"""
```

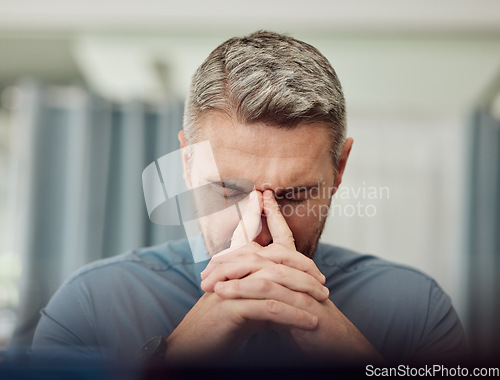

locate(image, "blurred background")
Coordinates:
0 0 499 361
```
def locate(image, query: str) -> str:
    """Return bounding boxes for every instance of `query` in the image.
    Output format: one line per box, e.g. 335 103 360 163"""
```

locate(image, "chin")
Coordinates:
296 240 316 259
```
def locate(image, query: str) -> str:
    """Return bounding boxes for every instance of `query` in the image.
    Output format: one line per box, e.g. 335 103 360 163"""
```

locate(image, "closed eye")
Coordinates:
216 186 248 203
222 189 244 199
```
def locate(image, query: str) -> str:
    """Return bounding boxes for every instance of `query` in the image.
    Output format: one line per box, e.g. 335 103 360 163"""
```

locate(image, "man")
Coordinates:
30 31 468 367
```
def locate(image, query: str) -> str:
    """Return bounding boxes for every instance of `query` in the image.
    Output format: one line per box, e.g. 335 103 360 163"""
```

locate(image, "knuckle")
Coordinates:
299 292 314 308
304 256 315 268
255 279 272 293
307 278 322 295
226 303 246 326
200 280 210 292
217 280 238 297
299 261 313 274
275 232 295 244
247 241 262 250
214 281 227 295
265 299 282 314
271 263 287 278
247 251 262 264
273 243 288 252
292 306 303 320
209 254 219 262
259 245 276 258
229 279 240 293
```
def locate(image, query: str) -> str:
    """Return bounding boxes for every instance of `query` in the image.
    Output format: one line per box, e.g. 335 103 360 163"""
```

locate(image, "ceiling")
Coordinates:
1 0 500 115
1 0 500 34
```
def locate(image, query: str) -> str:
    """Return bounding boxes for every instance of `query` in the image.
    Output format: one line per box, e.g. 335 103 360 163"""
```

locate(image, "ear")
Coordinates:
332 137 353 194
178 130 193 189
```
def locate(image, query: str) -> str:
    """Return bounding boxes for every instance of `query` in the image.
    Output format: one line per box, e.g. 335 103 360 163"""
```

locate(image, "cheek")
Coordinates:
281 201 327 235
282 193 331 230
199 204 241 238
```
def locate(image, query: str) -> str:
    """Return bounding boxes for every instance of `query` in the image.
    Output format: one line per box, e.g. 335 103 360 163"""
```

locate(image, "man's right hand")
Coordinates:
164 289 319 365
163 190 323 365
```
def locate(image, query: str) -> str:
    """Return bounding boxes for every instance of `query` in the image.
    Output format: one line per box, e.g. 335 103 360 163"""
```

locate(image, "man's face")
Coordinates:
183 111 339 259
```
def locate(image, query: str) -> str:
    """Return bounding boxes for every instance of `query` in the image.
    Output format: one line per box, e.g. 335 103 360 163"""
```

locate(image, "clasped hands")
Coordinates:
164 190 382 365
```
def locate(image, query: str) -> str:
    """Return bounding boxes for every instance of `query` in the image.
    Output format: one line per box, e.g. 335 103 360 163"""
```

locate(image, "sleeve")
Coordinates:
28 280 106 365
412 279 469 364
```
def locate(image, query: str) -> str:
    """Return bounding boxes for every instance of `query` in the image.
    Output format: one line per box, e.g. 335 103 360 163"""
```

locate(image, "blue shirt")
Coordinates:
30 236 468 366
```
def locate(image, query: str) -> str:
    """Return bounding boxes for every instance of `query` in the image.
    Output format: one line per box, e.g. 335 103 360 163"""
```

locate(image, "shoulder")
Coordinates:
314 242 448 336
63 238 195 286
33 239 203 360
314 243 467 362
315 242 438 291
53 238 205 309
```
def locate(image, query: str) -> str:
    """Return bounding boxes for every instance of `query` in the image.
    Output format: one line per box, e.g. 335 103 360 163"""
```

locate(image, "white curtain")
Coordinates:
321 113 469 324
10 83 185 348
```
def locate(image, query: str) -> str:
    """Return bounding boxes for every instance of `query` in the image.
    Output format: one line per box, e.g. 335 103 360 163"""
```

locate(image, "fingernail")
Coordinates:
249 191 256 200
323 286 329 296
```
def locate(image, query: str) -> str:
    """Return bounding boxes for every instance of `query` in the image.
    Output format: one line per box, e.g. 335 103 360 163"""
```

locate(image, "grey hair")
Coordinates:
183 30 346 166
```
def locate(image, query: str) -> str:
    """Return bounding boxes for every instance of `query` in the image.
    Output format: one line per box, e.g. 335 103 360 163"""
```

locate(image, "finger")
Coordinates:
201 250 274 292
227 299 318 331
258 244 326 284
230 190 263 249
201 244 325 289
263 190 295 249
247 264 330 302
200 243 260 280
215 278 322 311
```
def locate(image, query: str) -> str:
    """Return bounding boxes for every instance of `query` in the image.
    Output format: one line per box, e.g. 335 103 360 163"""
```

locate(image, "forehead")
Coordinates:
192 112 334 188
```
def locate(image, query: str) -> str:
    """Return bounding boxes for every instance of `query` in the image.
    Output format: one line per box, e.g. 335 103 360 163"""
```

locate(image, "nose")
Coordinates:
253 213 272 246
